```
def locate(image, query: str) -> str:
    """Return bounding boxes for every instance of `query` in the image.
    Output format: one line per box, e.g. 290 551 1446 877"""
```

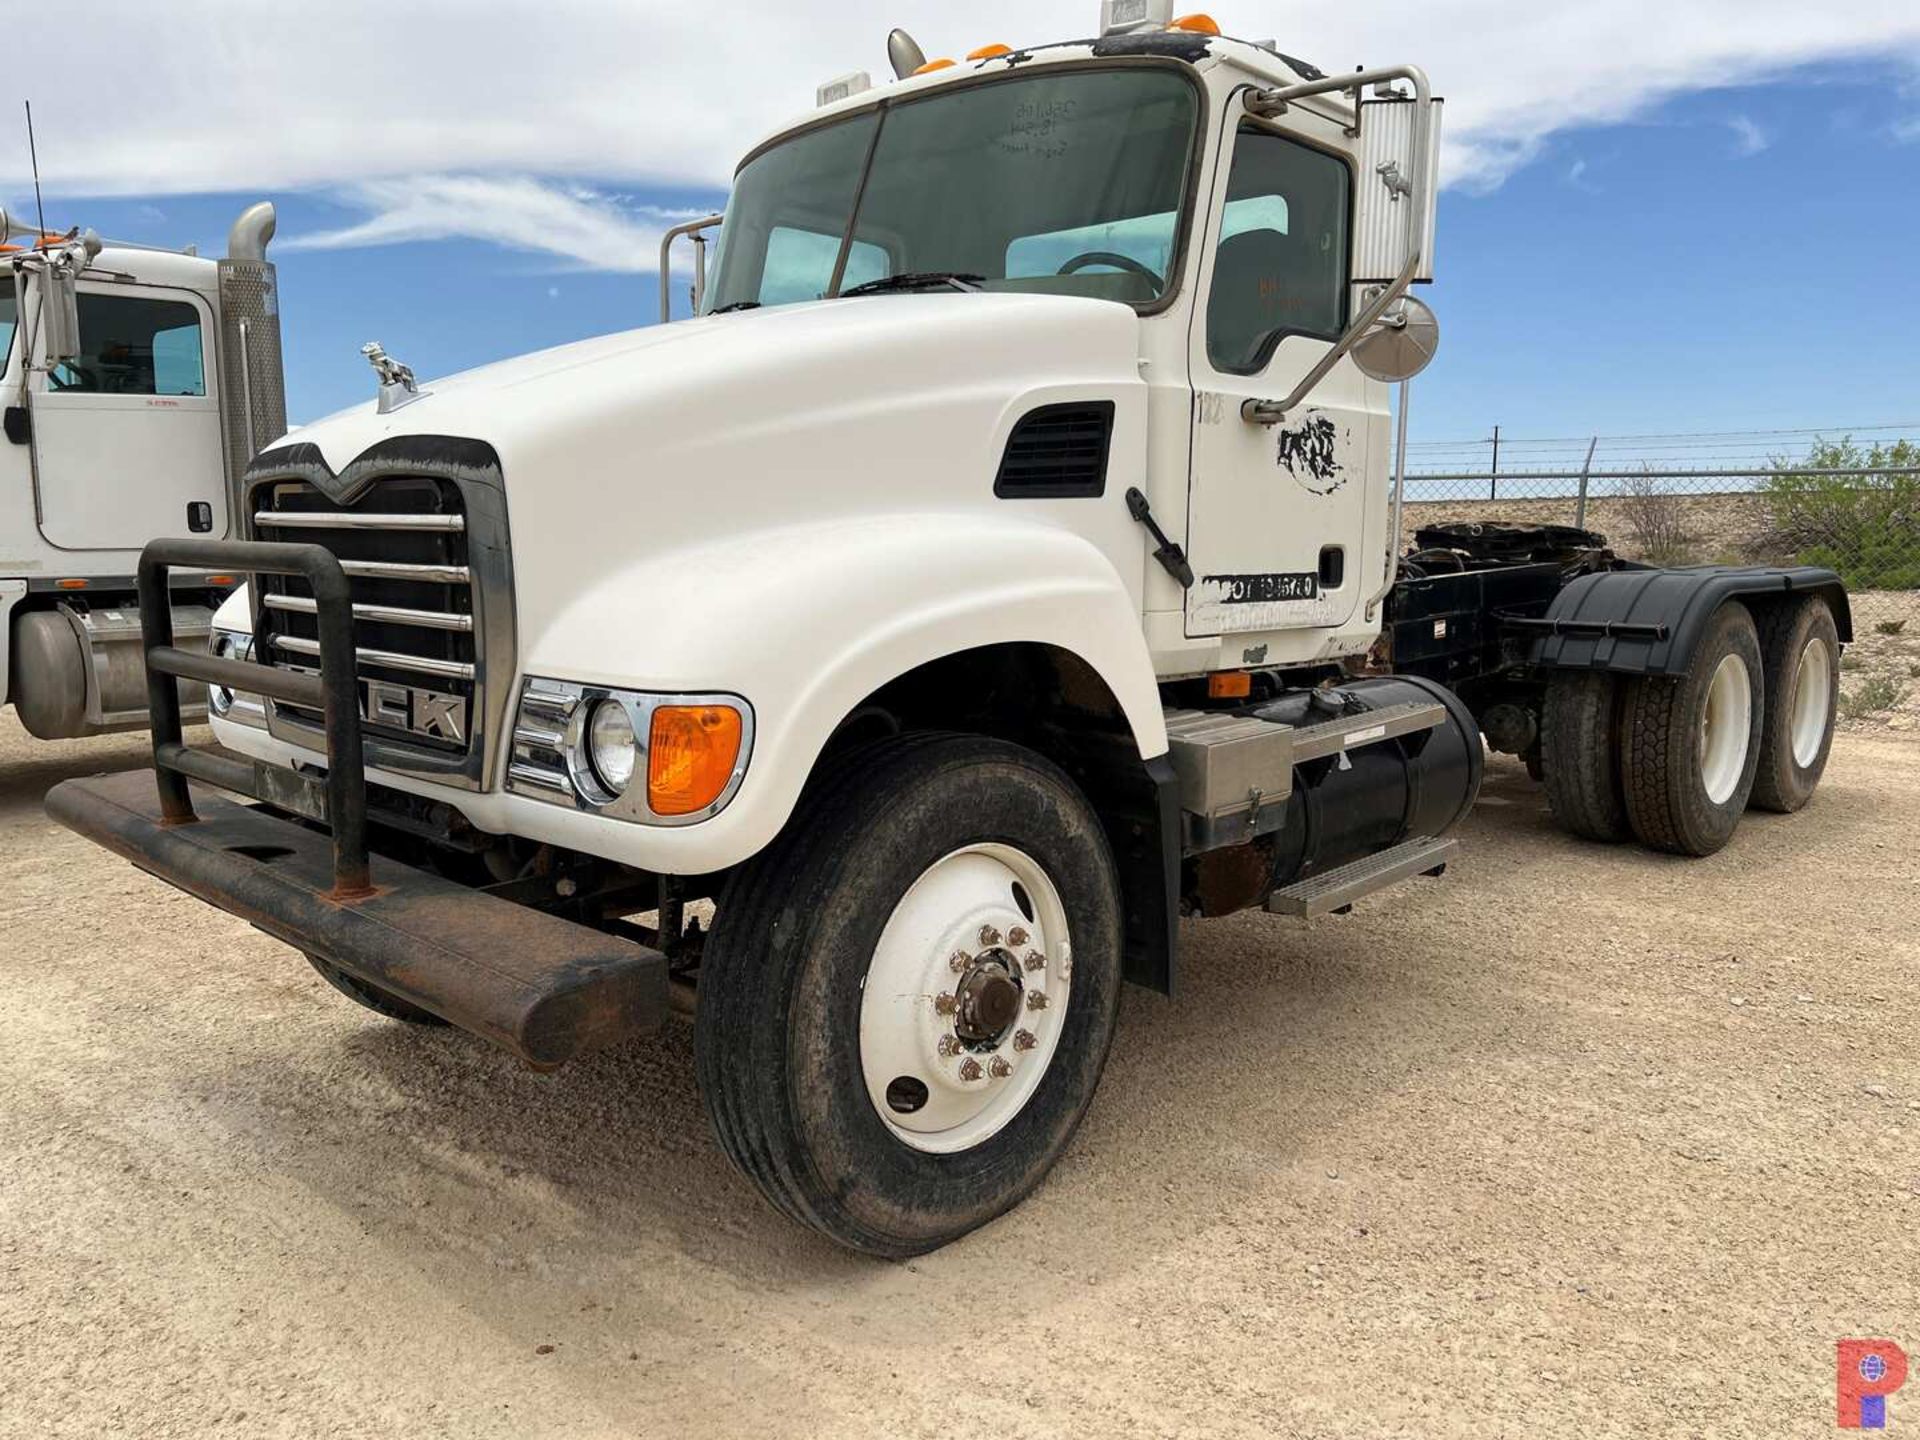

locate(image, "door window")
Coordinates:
1205 126 1350 373
48 293 206 396
0 276 16 371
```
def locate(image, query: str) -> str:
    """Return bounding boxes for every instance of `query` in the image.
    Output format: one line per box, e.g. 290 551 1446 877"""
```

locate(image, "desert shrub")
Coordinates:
1875 619 1908 636
1615 469 1697 566
1760 439 1920 591
1839 673 1910 720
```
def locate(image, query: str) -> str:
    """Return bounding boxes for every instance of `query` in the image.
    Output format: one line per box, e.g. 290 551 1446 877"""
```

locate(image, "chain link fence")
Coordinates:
1400 423 1920 725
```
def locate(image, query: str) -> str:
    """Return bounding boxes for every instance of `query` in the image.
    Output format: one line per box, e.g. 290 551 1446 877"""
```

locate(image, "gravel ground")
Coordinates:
2 711 1916 1439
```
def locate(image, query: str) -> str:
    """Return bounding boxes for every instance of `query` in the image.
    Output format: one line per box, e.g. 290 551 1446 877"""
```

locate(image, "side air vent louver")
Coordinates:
994 401 1116 499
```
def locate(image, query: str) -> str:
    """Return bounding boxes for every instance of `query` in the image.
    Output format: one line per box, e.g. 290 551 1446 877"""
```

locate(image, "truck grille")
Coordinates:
250 476 479 762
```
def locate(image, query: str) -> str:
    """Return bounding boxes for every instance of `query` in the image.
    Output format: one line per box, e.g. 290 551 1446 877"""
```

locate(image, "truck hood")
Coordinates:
272 291 1148 668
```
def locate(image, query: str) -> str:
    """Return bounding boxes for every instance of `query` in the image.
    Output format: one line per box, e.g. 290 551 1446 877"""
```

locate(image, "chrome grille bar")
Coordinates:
270 633 477 682
337 558 471 584
254 511 465 532
262 593 474 633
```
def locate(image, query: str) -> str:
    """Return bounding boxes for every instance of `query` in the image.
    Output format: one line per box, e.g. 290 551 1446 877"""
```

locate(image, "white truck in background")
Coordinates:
52 4 1849 1256
1 203 285 739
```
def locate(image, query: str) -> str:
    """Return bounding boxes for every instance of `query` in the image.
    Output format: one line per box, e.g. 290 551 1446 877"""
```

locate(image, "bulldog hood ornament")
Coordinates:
361 340 428 414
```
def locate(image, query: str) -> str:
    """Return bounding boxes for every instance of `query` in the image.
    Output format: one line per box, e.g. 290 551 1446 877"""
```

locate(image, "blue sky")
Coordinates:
13 6 1919 449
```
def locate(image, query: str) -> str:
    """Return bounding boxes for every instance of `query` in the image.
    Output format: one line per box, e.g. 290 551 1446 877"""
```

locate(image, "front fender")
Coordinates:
524 512 1164 869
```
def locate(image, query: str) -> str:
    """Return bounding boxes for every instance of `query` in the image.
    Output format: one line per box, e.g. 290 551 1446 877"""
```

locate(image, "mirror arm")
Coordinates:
1241 254 1420 426
657 213 726 324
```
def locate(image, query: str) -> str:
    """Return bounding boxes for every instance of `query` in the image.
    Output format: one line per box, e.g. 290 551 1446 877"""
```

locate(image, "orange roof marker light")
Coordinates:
913 57 956 75
967 43 1013 60
1171 14 1221 35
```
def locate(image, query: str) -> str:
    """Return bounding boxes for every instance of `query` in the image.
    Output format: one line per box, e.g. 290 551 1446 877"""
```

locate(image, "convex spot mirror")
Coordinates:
1350 294 1439 384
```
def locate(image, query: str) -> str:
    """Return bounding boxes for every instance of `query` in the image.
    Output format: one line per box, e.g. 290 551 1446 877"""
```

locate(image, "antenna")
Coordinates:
25 101 48 242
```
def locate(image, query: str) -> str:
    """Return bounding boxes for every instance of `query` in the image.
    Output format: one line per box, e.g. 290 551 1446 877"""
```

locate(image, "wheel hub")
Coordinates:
856 844 1073 1155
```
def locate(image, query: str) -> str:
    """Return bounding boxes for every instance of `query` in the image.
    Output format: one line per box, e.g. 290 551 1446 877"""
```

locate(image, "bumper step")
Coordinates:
1266 835 1458 918
46 770 667 1069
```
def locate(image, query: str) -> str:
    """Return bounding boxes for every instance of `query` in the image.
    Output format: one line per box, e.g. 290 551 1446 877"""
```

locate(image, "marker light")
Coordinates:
1170 13 1221 34
648 704 745 816
1207 671 1252 700
967 43 1012 59
913 58 956 75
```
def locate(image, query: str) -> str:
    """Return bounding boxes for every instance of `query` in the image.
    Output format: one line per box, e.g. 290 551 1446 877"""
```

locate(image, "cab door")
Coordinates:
1184 112 1379 639
29 283 226 551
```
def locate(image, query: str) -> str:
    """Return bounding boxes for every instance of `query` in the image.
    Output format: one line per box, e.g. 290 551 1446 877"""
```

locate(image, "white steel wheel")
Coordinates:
1698 652 1755 806
859 843 1071 1154
1751 596 1841 814
1789 637 1834 769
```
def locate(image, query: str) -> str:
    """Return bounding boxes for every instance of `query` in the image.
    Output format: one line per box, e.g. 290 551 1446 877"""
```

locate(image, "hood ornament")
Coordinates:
361 340 427 414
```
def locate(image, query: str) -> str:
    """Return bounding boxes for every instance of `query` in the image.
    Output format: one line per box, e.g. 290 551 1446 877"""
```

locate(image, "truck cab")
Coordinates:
52 7 1846 1257
2 206 285 739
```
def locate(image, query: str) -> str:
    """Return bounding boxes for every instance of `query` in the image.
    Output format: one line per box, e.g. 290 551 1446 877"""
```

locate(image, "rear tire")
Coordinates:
694 734 1123 1257
1619 601 1764 856
1749 597 1840 813
1541 672 1630 842
305 954 450 1026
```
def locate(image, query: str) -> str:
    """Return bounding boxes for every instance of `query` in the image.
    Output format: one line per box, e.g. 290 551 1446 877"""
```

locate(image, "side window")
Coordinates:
0 276 16 372
760 227 888 306
47 293 206 397
1205 126 1350 373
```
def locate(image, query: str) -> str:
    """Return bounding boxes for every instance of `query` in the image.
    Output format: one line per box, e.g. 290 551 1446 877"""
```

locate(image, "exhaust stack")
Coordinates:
216 202 288 513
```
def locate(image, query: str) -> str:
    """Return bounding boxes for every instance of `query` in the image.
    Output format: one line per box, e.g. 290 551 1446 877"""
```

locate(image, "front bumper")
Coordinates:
48 536 666 1070
48 770 667 1069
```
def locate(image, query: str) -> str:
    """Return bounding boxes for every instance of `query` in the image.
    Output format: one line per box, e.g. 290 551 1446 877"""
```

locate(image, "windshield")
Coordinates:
706 66 1200 313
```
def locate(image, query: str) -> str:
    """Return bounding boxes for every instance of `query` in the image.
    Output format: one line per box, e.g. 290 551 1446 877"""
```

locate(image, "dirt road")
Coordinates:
2 712 1915 1439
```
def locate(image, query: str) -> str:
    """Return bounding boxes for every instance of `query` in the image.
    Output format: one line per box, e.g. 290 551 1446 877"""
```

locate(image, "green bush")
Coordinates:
1762 439 1920 591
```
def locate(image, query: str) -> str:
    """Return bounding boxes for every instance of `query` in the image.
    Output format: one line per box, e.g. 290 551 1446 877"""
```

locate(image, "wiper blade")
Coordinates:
840 271 985 298
709 300 762 314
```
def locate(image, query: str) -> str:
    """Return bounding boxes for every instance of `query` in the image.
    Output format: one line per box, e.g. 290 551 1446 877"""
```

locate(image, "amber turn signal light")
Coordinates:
648 704 745 816
1207 671 1252 700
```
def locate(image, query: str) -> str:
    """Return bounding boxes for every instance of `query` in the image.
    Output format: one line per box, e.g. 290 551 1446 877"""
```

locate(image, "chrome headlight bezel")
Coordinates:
208 628 265 727
507 677 755 826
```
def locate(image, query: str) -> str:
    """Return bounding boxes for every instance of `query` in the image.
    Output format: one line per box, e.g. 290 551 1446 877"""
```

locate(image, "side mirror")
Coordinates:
39 266 82 367
1350 295 1440 384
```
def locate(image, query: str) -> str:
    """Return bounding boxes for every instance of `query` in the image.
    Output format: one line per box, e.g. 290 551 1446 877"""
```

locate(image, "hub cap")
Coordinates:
1789 637 1833 768
1699 651 1753 805
858 844 1071 1154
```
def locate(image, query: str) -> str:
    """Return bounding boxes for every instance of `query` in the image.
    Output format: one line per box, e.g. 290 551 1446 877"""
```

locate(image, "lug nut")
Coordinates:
937 1035 961 1057
1008 926 1029 948
949 950 971 973
934 993 957 1016
978 925 1001 948
1023 950 1045 972
958 1058 983 1082
1013 1029 1037 1052
988 1056 1012 1079
1026 990 1049 1011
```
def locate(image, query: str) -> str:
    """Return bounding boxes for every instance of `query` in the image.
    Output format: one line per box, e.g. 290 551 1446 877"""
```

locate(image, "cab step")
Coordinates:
1265 835 1458 917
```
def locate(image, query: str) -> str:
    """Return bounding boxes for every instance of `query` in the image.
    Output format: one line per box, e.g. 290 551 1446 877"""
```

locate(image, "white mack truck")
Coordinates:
2 204 285 740
50 5 1849 1256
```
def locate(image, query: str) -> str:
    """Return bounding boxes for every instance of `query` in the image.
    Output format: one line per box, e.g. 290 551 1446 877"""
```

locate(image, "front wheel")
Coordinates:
694 735 1123 1256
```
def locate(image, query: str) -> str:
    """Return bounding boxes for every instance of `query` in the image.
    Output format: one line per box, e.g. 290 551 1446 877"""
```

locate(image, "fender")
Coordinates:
1523 564 1851 677
0 578 24 705
518 510 1168 874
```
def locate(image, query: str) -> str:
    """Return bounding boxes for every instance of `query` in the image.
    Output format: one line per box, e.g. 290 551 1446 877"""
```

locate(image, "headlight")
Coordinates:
586 699 637 796
509 678 753 824
208 629 251 717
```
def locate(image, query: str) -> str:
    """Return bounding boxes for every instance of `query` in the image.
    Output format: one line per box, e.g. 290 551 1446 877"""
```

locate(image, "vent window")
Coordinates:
994 402 1116 499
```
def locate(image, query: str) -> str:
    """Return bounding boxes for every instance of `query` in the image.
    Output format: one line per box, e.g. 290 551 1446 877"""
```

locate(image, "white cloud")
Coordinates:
9 0 1920 253
282 175 704 273
1895 115 1920 142
1726 113 1772 155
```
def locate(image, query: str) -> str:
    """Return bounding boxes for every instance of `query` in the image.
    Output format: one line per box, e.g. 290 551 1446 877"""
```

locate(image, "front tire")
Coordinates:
305 954 450 1026
1749 597 1841 813
1619 601 1765 856
694 734 1123 1257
